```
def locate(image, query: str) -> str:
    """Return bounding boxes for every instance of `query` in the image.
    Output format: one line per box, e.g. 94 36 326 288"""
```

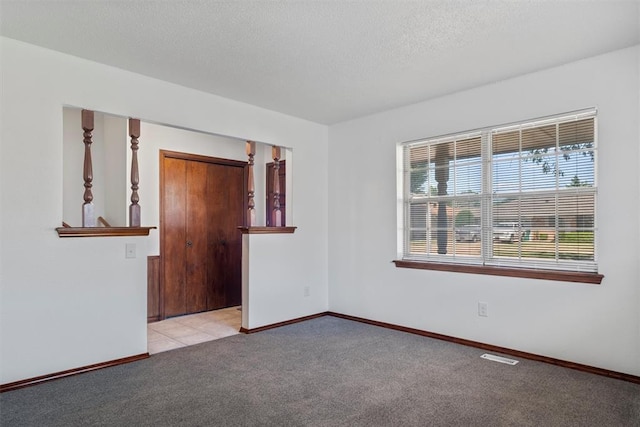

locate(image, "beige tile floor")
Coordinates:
147 306 242 355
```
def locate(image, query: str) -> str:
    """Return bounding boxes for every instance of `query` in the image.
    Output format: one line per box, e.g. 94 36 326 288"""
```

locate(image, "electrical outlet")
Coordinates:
478 301 488 317
304 286 310 297
125 243 136 259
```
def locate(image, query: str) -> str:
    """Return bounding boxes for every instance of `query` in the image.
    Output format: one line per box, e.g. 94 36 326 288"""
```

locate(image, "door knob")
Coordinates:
186 240 193 247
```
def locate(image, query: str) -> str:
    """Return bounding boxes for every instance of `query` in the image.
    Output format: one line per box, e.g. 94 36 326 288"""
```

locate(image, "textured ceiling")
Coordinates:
1 1 638 124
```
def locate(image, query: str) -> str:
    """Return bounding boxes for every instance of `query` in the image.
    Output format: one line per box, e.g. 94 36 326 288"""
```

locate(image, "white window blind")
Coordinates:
401 109 597 273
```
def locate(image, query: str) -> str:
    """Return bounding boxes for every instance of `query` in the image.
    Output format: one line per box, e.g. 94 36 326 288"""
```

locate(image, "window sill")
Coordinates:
56 226 156 238
392 260 603 284
238 226 297 234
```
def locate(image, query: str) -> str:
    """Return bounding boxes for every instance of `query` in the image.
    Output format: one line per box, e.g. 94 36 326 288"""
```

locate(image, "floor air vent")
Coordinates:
481 353 519 365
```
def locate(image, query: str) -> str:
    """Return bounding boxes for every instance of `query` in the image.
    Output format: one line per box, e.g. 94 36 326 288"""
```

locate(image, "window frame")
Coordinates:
395 109 603 284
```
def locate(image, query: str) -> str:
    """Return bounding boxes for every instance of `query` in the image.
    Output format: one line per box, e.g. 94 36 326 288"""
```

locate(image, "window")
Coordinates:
400 109 597 275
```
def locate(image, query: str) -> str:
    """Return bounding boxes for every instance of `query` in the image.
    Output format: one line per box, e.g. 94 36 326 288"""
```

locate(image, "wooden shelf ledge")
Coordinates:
393 260 603 284
238 226 297 234
56 226 156 238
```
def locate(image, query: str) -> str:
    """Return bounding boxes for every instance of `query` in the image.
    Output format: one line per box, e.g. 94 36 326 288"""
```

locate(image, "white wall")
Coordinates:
0 37 328 384
103 114 128 226
328 46 640 376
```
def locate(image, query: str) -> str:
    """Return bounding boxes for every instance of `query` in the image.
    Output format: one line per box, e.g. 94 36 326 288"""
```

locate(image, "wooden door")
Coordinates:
161 151 246 318
206 162 244 310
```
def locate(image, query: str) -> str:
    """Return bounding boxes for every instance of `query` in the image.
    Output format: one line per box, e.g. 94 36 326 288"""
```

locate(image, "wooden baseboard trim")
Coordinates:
240 312 329 334
327 312 640 385
0 353 149 393
5 312 637 392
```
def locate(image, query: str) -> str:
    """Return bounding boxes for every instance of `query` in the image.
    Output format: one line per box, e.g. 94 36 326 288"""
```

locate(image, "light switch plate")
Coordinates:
125 243 136 259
